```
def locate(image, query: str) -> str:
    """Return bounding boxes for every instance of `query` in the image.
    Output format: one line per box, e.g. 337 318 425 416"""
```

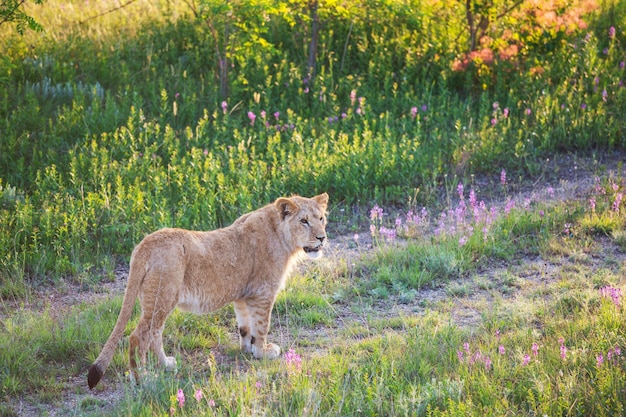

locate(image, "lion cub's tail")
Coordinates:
87 255 145 389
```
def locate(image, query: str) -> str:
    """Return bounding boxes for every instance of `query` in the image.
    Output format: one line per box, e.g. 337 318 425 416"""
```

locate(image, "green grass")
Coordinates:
2 168 625 415
1 0 626 414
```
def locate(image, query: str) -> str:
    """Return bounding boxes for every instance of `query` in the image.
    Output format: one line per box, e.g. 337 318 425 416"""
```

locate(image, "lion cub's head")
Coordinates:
275 193 329 258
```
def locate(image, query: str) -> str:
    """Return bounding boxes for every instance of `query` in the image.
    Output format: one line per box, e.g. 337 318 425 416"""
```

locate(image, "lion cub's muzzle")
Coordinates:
303 235 327 256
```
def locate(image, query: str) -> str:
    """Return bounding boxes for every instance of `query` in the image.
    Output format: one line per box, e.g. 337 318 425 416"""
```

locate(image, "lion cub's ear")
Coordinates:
313 193 329 210
275 197 300 219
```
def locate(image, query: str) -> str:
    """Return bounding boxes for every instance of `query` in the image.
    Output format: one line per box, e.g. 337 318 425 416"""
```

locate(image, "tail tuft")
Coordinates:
87 364 103 389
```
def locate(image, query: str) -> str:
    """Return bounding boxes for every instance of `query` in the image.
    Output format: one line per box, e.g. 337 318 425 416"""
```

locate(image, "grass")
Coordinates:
1 0 626 414
1 167 625 416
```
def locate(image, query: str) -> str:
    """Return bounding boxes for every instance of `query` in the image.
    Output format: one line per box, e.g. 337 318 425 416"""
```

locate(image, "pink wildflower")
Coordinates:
285 348 303 373
248 111 256 125
194 389 203 402
177 389 185 408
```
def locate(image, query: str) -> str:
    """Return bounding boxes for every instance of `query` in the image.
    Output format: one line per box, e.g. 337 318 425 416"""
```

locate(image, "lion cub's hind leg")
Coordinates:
128 279 179 383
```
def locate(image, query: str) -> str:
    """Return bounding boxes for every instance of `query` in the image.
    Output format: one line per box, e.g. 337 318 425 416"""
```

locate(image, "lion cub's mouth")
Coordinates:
303 246 322 254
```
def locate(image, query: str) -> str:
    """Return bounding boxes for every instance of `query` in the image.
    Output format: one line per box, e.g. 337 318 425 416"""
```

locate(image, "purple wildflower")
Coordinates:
597 353 604 367
503 108 509 117
560 344 567 360
221 101 228 114
522 354 531 366
500 169 507 186
599 286 622 307
499 345 505 355
609 26 616 39
274 111 280 120
525 108 531 116
285 348 303 373
532 343 539 357
410 106 418 118
491 118 497 126
177 389 185 408
248 111 256 125
613 193 623 212
194 389 203 402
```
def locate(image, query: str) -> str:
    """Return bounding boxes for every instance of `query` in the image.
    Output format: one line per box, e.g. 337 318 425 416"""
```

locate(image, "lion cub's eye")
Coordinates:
300 218 309 225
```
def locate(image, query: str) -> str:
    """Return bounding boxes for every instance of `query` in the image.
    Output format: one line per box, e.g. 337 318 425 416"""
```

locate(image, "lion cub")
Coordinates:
87 193 328 389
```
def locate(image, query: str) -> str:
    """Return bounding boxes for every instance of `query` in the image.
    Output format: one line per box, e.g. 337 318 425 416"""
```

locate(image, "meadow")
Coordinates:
1 0 626 415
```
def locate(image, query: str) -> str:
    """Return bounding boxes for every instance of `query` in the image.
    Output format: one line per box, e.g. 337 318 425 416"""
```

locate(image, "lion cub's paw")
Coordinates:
252 343 281 360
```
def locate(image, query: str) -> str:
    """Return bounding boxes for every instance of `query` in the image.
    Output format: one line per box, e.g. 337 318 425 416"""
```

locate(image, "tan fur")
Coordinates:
87 193 329 389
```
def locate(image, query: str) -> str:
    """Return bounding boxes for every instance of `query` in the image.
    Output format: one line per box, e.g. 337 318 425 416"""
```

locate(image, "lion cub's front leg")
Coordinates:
234 298 280 359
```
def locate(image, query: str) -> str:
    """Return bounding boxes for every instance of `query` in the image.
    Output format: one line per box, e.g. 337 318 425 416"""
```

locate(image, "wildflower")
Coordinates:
410 106 418 118
208 399 216 407
547 186 554 198
379 226 396 241
599 286 622 307
560 344 567 360
353 233 359 242
504 198 515 215
490 118 497 126
341 112 347 119
457 183 464 200
500 169 507 186
525 108 532 116
492 101 499 110
532 343 539 357
421 104 428 112
260 110 266 119
498 345 505 355
613 192 623 212
603 48 609 55
581 103 587 110
564 223 572 235
248 111 256 125
609 26 616 39
522 354 531 366
503 108 509 118
203 149 209 156
221 101 228 114
274 111 280 120
459 235 468 246
464 342 471 354
621 61 625 69
602 89 608 102
484 357 492 370
304 87 309 93
177 389 185 408
370 205 384 221
457 350 464 361
194 389 203 402
370 224 376 236
285 348 302 373
350 89 357 105
597 353 604 367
